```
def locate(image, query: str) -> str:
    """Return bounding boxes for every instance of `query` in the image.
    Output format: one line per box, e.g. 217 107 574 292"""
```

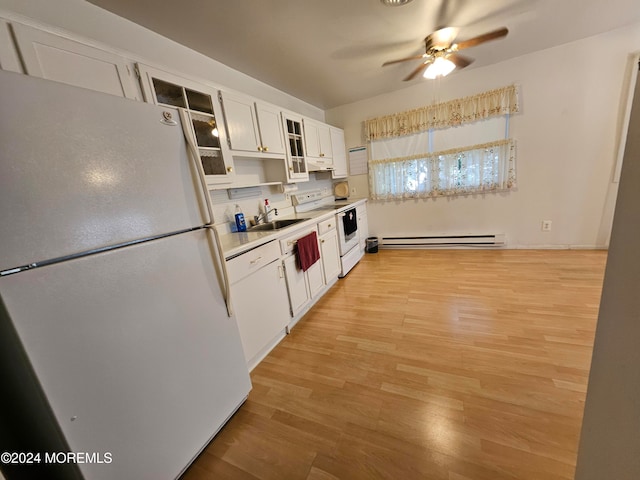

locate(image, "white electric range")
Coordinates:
292 190 363 277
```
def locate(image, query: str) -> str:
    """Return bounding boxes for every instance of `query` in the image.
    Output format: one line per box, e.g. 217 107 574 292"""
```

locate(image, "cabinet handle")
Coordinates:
249 256 263 265
278 265 284 278
227 166 233 173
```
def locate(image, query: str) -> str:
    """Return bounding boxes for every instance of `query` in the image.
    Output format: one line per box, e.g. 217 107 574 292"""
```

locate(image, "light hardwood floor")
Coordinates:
183 249 607 480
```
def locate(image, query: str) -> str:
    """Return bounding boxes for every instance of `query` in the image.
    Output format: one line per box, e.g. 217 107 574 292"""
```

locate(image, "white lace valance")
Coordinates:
364 85 519 141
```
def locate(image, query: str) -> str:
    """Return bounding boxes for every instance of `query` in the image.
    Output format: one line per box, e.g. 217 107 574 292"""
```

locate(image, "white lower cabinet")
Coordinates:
227 241 290 367
282 254 310 315
306 259 325 299
280 226 325 317
318 218 341 283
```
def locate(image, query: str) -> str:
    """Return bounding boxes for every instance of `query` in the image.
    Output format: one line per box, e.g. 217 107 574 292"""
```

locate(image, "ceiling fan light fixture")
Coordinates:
423 57 456 79
380 0 414 6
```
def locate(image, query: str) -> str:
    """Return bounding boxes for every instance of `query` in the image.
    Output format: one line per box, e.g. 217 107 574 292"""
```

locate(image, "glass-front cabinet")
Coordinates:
282 112 309 182
136 63 234 185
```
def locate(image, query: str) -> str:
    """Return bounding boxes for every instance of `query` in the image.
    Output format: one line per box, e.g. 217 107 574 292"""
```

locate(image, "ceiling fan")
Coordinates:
383 26 508 81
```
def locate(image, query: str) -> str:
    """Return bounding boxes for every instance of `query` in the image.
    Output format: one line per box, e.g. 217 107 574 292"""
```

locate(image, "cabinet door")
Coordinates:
320 229 341 283
330 127 348 178
304 119 333 161
282 113 309 182
304 120 321 158
256 102 286 155
232 259 290 365
219 91 261 153
306 258 325 299
318 124 333 160
283 255 309 316
137 64 235 185
12 24 137 99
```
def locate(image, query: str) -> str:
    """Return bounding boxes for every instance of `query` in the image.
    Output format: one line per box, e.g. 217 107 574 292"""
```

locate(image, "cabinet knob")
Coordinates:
263 146 269 152
257 146 263 152
321 239 325 243
227 166 233 173
289 167 293 172
328 224 331 228
320 153 325 157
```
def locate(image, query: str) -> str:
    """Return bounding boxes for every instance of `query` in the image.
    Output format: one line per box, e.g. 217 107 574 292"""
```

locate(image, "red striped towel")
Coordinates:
297 231 320 272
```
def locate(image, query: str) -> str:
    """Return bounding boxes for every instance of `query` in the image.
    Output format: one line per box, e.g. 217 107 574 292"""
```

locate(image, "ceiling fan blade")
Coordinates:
447 53 474 69
382 54 426 67
454 27 508 50
425 26 459 50
403 62 430 81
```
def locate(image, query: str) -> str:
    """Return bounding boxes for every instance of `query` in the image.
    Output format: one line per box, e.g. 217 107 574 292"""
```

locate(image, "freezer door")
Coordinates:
0 229 251 480
0 70 211 272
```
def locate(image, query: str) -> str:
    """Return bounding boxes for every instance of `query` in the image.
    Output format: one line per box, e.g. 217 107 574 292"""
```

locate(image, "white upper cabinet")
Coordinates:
219 91 286 156
136 63 235 185
304 120 321 158
330 127 348 178
11 23 137 99
255 102 286 155
304 118 333 162
282 112 309 182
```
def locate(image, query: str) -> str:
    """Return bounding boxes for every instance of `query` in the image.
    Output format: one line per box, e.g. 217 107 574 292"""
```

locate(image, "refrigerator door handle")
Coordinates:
205 224 233 317
178 108 215 225
179 109 233 317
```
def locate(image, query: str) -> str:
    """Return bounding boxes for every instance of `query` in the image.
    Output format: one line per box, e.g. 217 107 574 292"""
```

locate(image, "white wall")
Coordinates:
575 59 640 480
0 0 324 120
326 23 640 248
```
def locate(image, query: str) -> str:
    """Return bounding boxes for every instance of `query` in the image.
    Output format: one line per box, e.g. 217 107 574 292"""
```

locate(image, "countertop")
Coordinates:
219 198 367 259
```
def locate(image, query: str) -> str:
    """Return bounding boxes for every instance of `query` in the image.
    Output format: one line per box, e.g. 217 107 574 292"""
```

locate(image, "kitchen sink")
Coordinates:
247 218 309 232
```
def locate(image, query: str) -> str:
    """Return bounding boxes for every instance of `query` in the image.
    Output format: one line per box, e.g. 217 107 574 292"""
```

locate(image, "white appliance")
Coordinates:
293 190 363 277
336 207 363 277
0 71 251 480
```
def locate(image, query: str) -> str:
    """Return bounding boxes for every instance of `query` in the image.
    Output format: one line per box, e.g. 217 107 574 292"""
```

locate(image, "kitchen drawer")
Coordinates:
317 217 336 236
280 225 318 255
227 240 281 285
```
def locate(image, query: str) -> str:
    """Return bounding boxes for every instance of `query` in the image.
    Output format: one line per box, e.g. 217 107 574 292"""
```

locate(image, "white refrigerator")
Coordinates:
0 70 251 480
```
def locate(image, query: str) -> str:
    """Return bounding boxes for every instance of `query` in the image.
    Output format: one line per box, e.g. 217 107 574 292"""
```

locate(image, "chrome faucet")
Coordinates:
254 208 278 225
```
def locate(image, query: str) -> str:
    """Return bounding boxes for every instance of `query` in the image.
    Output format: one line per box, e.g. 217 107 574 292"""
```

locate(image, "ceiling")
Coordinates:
87 0 640 110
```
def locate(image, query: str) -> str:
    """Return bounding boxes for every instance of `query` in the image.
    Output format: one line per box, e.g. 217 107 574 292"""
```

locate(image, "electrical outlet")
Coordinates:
542 220 552 232
284 193 291 201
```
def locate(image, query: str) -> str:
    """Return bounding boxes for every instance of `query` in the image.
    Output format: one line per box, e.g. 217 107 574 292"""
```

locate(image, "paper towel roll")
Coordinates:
281 183 299 193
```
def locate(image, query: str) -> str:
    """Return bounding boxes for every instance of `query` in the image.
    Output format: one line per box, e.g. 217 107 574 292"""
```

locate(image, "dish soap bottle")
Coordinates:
234 204 247 232
263 199 271 220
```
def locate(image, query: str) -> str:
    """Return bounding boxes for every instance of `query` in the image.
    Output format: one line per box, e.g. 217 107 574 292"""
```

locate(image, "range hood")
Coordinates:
306 158 334 172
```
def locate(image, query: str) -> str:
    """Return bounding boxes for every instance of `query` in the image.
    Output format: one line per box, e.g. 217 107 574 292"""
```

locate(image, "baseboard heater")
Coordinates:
381 233 506 248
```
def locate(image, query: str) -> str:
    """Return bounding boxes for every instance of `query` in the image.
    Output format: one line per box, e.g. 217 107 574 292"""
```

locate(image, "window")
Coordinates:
365 85 518 200
369 138 515 200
